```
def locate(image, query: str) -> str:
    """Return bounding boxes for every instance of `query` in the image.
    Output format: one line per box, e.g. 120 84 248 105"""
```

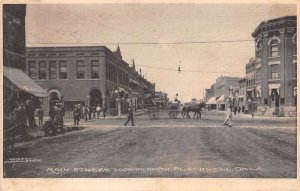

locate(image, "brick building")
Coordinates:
238 78 247 110
205 76 242 110
25 46 155 115
251 16 297 111
3 4 47 117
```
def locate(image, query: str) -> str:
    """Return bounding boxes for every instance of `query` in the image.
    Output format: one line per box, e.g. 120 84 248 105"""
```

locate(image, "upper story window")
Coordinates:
77 60 85 79
270 39 279 57
28 61 37 79
91 60 99 79
270 64 279 79
49 61 57 79
38 61 46 80
59 61 67 79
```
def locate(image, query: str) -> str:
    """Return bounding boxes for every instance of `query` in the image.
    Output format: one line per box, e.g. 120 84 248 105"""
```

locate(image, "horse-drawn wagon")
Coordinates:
148 102 182 119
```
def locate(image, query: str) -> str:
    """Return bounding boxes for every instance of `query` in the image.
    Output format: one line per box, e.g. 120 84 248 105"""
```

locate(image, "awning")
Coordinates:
3 66 48 98
216 95 225 103
206 96 217 104
114 87 126 93
129 78 139 85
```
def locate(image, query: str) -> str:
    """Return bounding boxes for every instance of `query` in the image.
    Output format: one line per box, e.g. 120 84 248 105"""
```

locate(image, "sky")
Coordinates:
26 3 296 102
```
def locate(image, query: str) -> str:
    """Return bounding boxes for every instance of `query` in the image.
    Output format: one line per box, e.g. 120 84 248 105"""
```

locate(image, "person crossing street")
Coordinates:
223 105 233 127
124 107 135 126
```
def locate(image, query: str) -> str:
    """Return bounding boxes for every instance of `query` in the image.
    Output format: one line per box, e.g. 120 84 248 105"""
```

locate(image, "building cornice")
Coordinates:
252 16 296 37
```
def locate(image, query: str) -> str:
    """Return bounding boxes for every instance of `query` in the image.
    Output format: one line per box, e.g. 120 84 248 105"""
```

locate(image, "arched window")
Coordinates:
270 40 279 57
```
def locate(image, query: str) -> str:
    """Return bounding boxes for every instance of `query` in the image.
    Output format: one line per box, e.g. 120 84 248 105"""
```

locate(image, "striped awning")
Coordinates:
206 96 217 104
4 66 48 98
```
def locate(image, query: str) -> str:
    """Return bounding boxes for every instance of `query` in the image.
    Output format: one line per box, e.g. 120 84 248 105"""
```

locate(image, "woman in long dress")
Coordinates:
223 105 233 127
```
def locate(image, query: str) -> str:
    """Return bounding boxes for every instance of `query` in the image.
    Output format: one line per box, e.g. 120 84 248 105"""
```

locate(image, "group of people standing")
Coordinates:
73 104 107 126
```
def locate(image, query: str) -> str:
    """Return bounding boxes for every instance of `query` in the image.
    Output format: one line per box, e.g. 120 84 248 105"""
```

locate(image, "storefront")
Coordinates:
3 66 48 116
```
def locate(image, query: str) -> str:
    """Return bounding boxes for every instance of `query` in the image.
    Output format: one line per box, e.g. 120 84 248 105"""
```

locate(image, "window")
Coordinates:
38 61 47 79
271 72 279 79
28 61 37 79
49 61 57 79
270 40 279 57
270 64 279 79
59 61 67 79
77 61 85 79
293 34 297 55
91 60 99 79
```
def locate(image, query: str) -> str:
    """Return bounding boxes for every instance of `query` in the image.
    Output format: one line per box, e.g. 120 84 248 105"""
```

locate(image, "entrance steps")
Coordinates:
256 106 297 117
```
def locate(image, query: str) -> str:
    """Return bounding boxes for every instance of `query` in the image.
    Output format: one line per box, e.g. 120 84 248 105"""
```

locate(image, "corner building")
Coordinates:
251 16 297 110
26 46 155 115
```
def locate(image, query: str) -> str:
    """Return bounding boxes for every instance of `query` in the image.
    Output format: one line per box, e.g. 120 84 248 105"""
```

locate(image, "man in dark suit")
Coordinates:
124 107 135 126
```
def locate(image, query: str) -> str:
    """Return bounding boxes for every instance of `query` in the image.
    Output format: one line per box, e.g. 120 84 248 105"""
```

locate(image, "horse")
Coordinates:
182 102 206 119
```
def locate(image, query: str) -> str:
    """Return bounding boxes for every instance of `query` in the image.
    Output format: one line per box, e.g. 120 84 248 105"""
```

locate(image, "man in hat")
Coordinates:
124 106 135 126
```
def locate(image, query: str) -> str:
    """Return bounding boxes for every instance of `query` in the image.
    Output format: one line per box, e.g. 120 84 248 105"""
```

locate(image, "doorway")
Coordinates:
270 89 279 108
90 89 102 107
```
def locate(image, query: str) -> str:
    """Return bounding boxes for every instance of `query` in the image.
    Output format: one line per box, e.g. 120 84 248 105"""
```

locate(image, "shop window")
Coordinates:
280 98 285 104
91 60 99 79
59 61 67 79
49 61 57 79
28 61 37 79
38 61 47 80
76 61 85 79
264 98 268 105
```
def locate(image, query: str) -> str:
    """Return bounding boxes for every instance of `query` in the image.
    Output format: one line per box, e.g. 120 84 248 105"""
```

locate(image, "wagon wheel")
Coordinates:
169 111 178 119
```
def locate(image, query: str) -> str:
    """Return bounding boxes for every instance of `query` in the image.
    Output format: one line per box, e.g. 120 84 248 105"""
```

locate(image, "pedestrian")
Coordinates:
54 105 65 134
15 103 28 139
49 106 56 120
124 107 135 126
92 105 96 119
223 105 233 127
73 105 80 127
242 105 245 114
26 100 36 128
83 105 89 121
96 104 102 119
88 105 92 120
249 101 255 118
37 107 44 126
233 105 237 115
238 106 241 114
103 104 107 118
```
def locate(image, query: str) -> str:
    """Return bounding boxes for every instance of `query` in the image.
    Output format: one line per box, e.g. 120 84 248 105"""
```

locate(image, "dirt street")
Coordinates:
3 112 297 178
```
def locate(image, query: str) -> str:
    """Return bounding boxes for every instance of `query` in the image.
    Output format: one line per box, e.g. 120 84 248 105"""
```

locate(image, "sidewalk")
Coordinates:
26 109 149 139
204 110 297 120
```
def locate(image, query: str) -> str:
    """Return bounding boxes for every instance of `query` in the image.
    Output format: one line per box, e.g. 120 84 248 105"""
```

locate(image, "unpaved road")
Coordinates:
3 113 297 178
